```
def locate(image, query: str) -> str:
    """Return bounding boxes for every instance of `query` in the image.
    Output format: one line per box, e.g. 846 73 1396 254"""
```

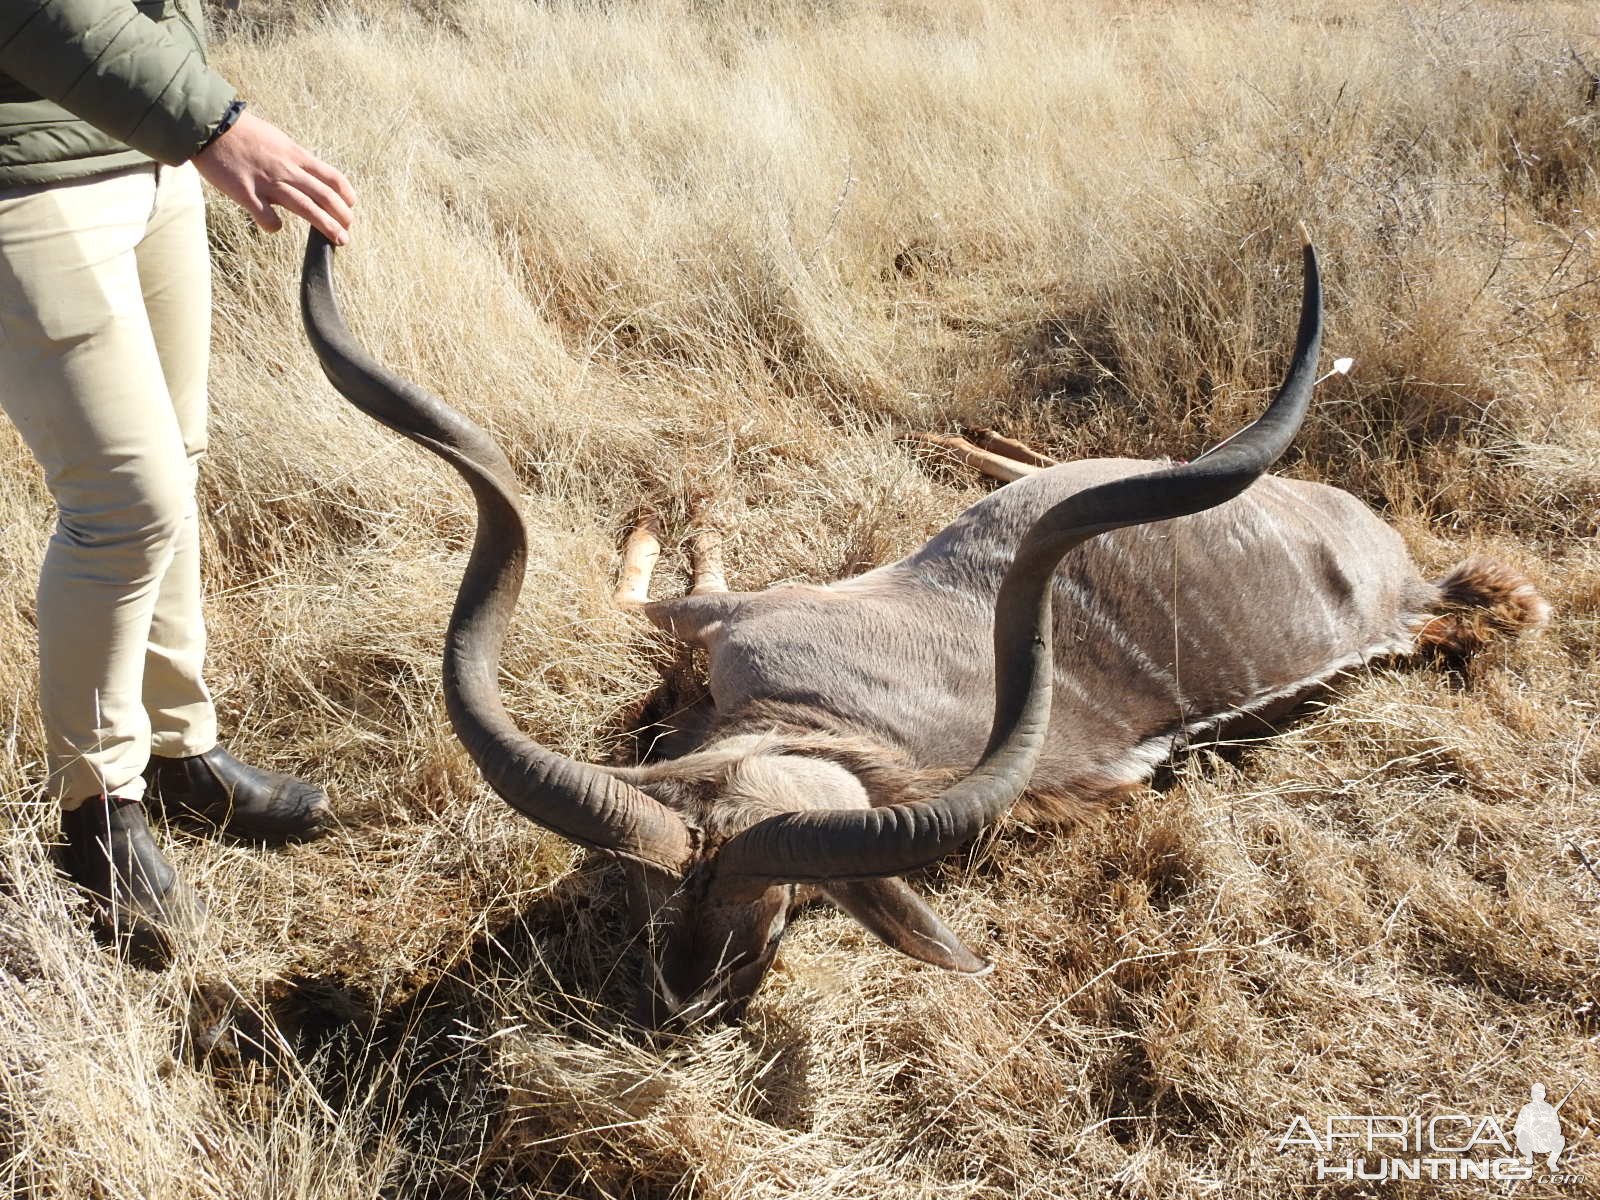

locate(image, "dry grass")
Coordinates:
3 0 1599 1195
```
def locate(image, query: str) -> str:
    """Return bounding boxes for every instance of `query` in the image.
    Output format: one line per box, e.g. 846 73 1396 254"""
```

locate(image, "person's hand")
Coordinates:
193 111 356 245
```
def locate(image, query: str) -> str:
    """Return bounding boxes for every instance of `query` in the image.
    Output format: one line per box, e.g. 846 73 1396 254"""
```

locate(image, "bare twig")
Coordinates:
1569 839 1600 902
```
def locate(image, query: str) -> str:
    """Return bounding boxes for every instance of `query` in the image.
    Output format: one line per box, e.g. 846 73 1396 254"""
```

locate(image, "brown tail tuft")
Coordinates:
1414 558 1550 661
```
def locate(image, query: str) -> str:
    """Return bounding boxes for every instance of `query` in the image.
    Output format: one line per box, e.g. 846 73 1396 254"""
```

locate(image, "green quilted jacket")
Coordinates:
0 0 236 188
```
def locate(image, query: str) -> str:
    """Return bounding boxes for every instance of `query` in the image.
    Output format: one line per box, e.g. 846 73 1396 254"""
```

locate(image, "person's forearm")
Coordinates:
0 0 235 166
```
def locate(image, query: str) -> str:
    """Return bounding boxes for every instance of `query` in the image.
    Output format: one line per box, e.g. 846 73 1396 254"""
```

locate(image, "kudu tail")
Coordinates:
1415 559 1551 661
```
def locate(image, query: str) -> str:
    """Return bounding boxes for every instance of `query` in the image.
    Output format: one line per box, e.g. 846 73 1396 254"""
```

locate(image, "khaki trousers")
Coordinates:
0 163 218 806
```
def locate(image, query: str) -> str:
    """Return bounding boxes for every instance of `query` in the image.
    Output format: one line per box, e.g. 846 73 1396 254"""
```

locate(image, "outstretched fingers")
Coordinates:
270 168 356 243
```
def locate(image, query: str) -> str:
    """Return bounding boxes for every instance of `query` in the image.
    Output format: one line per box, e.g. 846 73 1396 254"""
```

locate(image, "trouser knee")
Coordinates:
51 479 194 576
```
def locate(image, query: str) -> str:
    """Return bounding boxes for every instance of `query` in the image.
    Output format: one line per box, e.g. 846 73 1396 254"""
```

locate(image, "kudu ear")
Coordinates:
823 879 992 975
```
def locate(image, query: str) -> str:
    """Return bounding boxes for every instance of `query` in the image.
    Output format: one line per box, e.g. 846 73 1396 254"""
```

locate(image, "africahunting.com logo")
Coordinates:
1276 1082 1580 1183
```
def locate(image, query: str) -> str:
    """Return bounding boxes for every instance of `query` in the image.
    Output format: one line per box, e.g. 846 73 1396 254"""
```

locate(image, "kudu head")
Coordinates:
300 231 1322 1026
610 736 996 1024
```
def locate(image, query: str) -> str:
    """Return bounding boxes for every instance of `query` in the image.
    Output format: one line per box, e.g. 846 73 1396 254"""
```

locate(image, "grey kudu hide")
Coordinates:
301 233 1544 1025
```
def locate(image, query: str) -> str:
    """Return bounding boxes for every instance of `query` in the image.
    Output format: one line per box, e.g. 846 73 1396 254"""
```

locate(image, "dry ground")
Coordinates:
2 0 1598 1196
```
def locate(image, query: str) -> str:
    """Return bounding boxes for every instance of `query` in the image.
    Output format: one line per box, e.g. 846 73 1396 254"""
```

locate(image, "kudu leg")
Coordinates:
909 433 1040 483
616 502 729 608
968 428 1059 469
689 513 729 596
615 510 664 607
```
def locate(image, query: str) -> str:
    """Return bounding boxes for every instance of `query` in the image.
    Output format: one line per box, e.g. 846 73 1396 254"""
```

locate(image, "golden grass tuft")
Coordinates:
3 0 1598 1195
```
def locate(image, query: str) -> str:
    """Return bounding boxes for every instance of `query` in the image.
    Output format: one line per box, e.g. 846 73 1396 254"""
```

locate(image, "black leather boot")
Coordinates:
145 746 334 842
60 796 205 963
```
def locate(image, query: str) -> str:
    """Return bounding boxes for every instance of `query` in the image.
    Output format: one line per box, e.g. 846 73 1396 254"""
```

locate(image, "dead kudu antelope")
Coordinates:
301 233 1546 1026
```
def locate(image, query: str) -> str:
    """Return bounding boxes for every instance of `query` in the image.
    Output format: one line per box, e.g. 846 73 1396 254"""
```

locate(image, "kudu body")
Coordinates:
638 461 1429 811
301 234 1545 1025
